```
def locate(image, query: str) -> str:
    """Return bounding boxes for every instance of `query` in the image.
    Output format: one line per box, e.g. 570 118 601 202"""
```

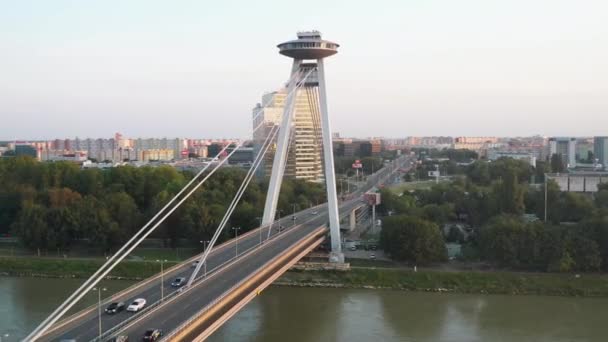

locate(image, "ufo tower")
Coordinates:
261 31 343 262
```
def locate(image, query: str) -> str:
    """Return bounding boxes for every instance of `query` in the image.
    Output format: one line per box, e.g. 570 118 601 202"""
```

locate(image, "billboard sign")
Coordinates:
364 192 381 205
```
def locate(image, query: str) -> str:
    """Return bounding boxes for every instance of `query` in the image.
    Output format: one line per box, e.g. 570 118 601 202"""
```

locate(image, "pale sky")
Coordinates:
1 0 607 140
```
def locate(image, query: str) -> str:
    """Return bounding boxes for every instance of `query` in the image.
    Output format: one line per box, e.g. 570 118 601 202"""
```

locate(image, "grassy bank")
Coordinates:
0 257 177 279
4 256 608 297
277 268 608 297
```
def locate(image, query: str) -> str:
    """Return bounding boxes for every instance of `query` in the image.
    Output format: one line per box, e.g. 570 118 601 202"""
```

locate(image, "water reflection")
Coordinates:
214 287 608 342
3 277 608 342
0 277 134 342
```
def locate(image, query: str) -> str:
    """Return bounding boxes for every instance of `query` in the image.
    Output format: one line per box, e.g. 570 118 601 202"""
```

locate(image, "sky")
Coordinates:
1 0 607 140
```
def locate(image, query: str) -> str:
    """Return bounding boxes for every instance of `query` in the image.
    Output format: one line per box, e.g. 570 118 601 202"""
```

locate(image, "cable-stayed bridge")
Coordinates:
25 31 408 342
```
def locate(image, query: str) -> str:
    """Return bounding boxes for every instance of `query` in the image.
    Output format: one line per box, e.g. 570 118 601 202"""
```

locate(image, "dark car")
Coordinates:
105 301 125 314
143 329 163 341
171 277 186 287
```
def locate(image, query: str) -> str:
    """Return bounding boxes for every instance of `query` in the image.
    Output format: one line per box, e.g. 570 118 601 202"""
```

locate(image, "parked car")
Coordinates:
126 298 146 312
171 277 186 287
369 253 376 260
105 301 125 314
370 245 377 251
349 245 357 251
143 329 163 341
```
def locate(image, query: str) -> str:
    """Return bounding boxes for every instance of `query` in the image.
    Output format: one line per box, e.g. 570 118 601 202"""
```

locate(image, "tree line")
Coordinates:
0 156 326 253
379 157 608 272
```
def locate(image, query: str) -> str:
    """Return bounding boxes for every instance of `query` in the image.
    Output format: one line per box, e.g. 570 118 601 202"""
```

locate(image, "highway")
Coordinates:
41 155 410 341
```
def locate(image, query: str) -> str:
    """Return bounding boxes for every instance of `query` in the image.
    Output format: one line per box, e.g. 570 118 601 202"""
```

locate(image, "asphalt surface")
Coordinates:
41 156 411 342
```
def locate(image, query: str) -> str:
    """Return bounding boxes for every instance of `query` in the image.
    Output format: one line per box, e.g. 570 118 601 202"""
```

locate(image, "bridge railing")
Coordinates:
90 232 266 342
159 226 326 342
94 220 314 342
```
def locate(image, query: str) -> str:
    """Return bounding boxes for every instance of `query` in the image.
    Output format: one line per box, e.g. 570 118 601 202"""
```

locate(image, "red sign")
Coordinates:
352 159 362 169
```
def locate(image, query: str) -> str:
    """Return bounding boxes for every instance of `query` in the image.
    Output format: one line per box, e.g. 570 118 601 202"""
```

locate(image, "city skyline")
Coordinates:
1 0 607 139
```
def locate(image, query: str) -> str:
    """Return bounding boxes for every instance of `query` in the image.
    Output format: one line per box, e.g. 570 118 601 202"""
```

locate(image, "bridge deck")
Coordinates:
40 156 410 342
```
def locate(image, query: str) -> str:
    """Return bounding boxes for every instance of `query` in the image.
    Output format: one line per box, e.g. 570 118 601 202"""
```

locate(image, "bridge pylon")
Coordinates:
261 31 343 262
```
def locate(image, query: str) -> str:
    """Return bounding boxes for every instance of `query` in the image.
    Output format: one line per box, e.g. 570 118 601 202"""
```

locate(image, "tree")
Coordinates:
559 192 594 222
467 161 491 185
380 215 447 264
446 226 465 243
596 190 608 209
492 167 525 215
478 215 541 268
104 192 141 236
551 154 565 173
11 204 48 252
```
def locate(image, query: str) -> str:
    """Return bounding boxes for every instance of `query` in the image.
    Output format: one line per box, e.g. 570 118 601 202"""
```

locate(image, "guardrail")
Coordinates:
159 227 326 342
42 206 326 340
93 222 321 342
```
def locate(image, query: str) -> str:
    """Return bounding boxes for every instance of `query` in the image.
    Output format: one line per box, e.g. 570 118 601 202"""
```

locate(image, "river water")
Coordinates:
1 277 607 342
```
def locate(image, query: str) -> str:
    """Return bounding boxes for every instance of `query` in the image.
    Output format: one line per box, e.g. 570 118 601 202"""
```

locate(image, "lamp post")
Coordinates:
92 287 106 339
232 227 241 257
156 259 167 301
544 174 548 223
277 210 283 232
199 241 209 276
256 217 263 245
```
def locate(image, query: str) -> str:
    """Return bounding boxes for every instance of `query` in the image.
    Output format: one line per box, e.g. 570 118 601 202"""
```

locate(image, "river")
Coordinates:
1 277 607 342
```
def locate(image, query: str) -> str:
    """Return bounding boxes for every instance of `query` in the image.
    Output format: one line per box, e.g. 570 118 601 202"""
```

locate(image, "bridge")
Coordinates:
26 31 410 342
37 159 406 341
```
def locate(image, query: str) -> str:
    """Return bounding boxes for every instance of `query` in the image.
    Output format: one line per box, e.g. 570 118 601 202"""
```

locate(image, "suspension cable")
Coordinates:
25 144 233 341
187 69 313 287
187 124 279 286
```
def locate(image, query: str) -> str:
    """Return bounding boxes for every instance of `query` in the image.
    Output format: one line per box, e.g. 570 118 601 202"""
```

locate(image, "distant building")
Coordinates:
487 150 537 167
549 137 576 168
546 172 608 193
360 140 382 157
229 147 254 164
595 136 608 170
14 143 38 158
576 138 594 162
252 88 324 182
453 137 502 153
136 149 174 162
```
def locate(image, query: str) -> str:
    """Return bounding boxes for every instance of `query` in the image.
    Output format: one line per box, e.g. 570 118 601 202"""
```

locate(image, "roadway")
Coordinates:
41 155 411 341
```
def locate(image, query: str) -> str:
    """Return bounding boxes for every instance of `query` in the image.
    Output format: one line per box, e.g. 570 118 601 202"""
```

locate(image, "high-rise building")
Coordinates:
549 137 576 169
252 87 324 182
595 136 608 170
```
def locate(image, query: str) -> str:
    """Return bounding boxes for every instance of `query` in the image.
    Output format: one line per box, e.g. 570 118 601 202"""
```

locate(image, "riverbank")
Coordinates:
276 268 608 297
0 257 176 279
3 256 608 297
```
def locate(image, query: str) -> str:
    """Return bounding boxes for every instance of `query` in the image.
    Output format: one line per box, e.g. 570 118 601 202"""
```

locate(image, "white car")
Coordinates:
126 298 146 312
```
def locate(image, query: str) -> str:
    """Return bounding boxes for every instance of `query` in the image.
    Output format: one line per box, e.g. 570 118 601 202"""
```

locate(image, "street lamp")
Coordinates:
232 227 241 257
277 210 284 232
199 241 209 276
256 217 263 245
92 287 107 339
156 259 167 301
